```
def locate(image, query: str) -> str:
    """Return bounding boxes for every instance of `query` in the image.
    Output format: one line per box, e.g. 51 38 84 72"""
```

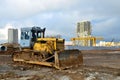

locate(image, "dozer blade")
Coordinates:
54 49 83 69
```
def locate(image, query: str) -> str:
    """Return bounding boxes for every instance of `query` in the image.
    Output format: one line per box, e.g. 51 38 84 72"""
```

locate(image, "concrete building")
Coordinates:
76 21 91 37
8 28 18 43
76 21 92 46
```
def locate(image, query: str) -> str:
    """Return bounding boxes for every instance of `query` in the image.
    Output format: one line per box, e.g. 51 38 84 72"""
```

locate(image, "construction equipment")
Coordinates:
12 27 83 69
105 38 114 47
71 36 103 46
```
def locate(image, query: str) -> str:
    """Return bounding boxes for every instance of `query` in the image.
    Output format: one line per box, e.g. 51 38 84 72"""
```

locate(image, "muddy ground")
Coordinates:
0 50 120 80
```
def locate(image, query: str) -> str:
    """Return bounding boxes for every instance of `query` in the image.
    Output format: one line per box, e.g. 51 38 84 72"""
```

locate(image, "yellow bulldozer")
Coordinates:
12 27 83 69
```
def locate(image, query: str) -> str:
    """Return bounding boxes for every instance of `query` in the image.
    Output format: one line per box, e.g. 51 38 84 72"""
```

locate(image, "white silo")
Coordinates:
8 28 18 43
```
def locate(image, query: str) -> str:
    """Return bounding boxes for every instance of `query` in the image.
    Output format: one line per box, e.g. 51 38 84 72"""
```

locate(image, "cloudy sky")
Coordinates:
0 0 120 42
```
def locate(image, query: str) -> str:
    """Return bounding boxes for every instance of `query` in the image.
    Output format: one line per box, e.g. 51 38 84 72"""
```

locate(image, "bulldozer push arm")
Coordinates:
13 49 83 69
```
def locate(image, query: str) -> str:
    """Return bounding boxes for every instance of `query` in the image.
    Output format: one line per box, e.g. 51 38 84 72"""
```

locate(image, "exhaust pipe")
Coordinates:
0 46 7 51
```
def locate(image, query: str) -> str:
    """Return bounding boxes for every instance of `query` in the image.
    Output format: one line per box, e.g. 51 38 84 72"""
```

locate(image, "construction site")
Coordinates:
0 21 120 80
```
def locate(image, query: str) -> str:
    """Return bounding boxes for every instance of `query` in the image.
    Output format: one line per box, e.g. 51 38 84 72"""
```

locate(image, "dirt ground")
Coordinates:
82 50 120 80
0 50 120 80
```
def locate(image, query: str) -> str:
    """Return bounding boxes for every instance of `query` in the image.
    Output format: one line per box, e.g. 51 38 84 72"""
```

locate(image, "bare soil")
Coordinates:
0 50 120 80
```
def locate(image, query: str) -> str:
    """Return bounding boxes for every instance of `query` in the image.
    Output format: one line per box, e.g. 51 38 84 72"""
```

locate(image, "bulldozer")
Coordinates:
12 27 83 69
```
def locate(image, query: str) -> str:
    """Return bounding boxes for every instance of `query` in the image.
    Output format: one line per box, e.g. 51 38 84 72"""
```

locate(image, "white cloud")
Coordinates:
0 0 77 19
0 0 120 41
0 24 13 40
1 0 120 19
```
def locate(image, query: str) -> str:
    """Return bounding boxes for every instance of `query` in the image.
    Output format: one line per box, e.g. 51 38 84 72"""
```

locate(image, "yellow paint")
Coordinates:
71 36 103 46
33 38 64 54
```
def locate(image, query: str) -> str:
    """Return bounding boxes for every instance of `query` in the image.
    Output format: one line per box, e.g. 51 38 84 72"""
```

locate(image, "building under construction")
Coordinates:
76 21 91 37
71 21 103 46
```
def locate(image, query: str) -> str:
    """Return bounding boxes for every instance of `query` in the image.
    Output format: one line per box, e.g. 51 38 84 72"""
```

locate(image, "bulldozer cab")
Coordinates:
20 27 46 48
20 27 31 48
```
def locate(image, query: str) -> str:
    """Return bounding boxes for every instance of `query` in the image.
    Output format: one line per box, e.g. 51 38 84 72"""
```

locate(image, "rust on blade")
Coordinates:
57 49 83 69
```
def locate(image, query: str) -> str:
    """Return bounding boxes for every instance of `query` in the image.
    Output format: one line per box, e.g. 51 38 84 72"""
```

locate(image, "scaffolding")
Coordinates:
71 36 103 46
